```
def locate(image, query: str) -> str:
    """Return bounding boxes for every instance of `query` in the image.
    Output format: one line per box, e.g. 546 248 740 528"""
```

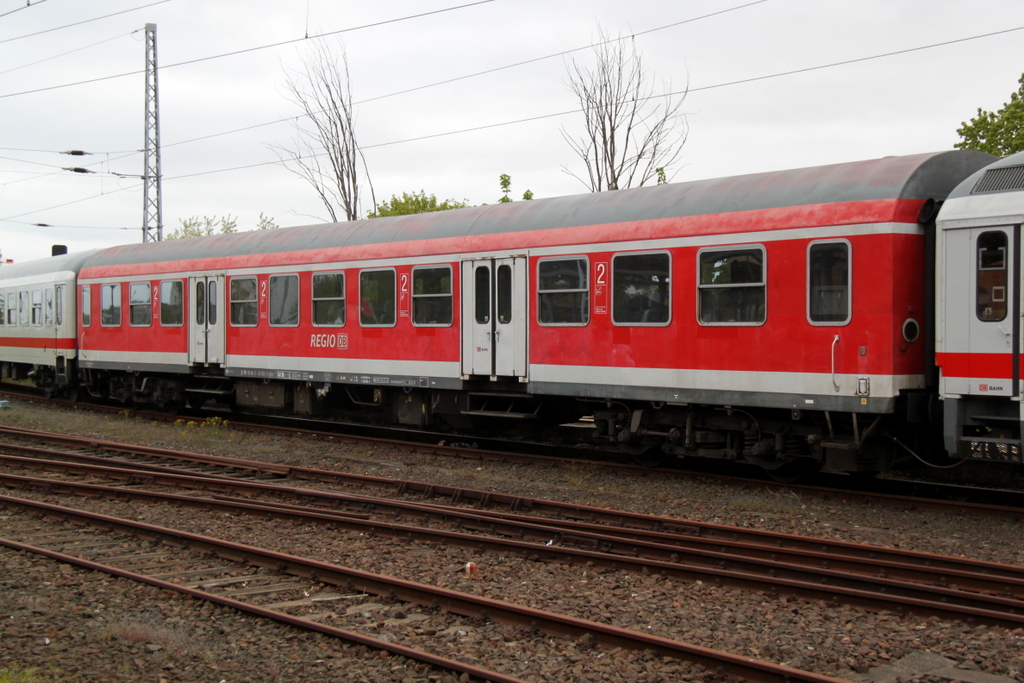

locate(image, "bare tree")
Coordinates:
275 41 373 222
562 31 687 191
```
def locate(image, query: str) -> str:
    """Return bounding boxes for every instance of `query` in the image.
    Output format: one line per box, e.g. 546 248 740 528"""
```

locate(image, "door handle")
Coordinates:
831 335 840 392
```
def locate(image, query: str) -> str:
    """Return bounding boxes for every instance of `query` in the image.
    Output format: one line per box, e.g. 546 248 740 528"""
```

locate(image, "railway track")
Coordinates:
0 494 849 683
5 387 1024 515
2 425 1023 628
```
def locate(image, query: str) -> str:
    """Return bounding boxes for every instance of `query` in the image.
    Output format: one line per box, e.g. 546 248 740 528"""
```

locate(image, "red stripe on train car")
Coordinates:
935 352 1014 378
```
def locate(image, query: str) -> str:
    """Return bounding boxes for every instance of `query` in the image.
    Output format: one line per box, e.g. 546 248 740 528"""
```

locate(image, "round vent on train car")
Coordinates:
902 318 920 343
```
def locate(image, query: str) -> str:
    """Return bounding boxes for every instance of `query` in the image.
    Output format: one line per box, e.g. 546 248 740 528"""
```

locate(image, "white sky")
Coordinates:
1 0 1022 263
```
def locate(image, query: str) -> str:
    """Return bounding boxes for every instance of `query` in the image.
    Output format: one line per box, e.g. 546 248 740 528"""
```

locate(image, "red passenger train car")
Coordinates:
2 149 1003 476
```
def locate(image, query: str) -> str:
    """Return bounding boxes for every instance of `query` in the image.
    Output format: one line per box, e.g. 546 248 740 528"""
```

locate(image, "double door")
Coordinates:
461 257 527 379
188 273 225 367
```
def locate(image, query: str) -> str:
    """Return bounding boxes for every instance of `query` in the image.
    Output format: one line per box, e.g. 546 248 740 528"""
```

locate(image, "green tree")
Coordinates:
255 212 279 230
955 73 1024 156
165 215 238 240
498 173 533 203
367 191 469 218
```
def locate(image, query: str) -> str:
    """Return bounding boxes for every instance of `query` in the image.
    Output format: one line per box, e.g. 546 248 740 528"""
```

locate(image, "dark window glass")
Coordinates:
269 275 299 326
160 281 184 326
195 281 206 325
100 284 121 326
230 277 258 326
359 270 395 326
81 287 91 327
538 258 589 325
208 281 218 325
808 242 850 324
130 282 152 326
313 272 345 326
412 266 452 326
497 265 513 325
0 292 6 326
474 265 490 324
698 248 765 324
977 231 1008 322
612 253 670 325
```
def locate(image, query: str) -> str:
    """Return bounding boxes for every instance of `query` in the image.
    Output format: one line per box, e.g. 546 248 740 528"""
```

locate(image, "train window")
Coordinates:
55 285 64 326
230 277 258 327
612 252 670 326
129 282 152 326
538 257 589 325
359 269 396 326
100 284 121 326
474 265 490 324
31 290 43 326
44 289 54 326
81 287 91 327
6 293 13 325
269 274 299 326
160 281 184 326
977 231 1008 322
208 280 218 325
0 293 4 325
312 272 345 326
18 291 29 326
698 247 766 325
412 266 453 327
808 241 851 325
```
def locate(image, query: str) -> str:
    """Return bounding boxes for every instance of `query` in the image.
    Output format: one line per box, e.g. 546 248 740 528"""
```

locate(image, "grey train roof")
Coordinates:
0 249 99 281
81 149 996 269
947 149 1024 199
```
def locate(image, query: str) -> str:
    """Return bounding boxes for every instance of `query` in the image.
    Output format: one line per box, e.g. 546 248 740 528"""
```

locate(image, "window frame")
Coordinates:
81 286 91 327
697 245 767 327
610 251 672 327
311 271 346 327
44 288 54 326
54 285 64 326
976 230 1008 323
268 273 300 327
7 292 16 325
18 290 29 326
229 276 259 327
100 283 122 327
31 289 43 326
0 291 5 326
359 268 397 328
537 256 590 327
807 239 852 326
159 280 184 327
411 265 454 327
129 281 153 327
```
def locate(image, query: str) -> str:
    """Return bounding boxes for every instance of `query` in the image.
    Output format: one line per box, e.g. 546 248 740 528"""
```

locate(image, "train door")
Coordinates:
188 273 225 367
945 226 1020 396
461 256 528 379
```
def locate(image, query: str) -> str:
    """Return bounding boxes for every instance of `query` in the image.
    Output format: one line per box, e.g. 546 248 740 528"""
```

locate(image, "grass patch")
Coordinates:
0 668 48 683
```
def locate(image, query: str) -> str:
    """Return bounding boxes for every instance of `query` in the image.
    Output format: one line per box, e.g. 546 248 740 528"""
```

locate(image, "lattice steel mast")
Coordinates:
142 23 163 242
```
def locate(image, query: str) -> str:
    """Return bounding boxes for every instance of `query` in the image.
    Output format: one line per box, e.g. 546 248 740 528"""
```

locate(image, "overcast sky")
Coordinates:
1 0 1022 263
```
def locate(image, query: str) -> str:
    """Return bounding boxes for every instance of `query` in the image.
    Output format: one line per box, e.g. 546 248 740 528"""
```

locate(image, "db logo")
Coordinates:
980 384 989 392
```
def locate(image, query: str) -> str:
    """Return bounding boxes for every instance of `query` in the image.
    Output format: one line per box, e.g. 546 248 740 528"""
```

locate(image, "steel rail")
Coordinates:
0 536 524 683
3 444 1023 592
0 493 848 683
2 467 1023 627
4 423 1023 566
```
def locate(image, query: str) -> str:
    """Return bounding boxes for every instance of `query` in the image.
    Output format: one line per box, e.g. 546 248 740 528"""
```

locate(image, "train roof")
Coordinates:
0 250 99 283
80 150 995 273
937 150 1024 229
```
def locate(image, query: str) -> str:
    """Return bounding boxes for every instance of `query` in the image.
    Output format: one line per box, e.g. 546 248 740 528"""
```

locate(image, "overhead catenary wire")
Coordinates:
0 0 496 101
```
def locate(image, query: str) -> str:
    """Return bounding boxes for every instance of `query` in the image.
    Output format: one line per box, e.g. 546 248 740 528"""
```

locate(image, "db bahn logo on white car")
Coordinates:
979 384 1004 392
310 333 348 350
